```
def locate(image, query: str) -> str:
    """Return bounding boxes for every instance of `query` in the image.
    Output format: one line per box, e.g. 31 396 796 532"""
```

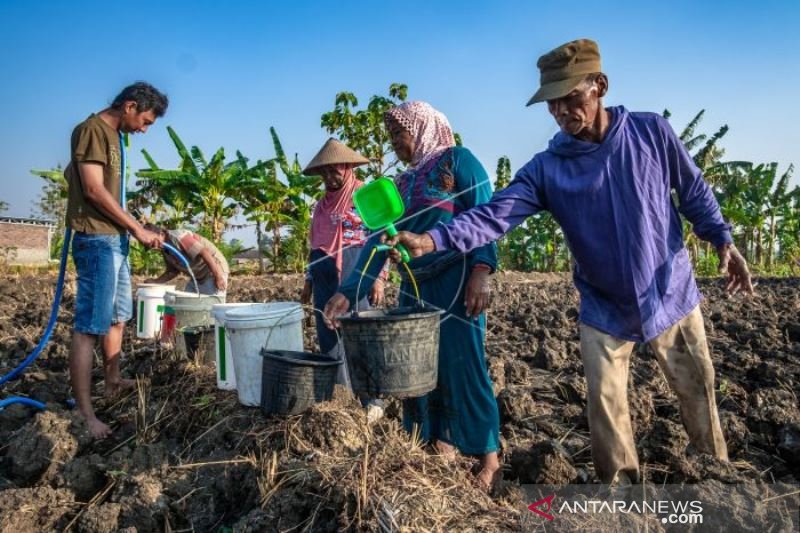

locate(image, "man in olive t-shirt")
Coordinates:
65 82 168 439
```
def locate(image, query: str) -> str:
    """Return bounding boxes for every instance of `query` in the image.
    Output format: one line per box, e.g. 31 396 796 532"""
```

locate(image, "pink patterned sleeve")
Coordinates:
178 232 204 260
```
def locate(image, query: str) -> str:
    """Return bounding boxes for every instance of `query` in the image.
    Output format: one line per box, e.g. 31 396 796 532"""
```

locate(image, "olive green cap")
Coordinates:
526 38 602 106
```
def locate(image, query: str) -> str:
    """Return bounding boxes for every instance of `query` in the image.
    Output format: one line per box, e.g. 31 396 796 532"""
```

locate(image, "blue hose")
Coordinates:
0 227 71 411
0 397 46 411
163 242 190 269
0 227 72 388
0 228 192 412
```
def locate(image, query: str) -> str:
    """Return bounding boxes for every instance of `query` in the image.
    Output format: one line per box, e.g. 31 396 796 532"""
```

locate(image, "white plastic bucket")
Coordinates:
225 302 304 407
138 283 177 289
166 290 220 329
211 303 257 391
135 285 175 339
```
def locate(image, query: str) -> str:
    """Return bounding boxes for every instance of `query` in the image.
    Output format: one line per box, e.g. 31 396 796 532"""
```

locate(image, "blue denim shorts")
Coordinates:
72 232 133 335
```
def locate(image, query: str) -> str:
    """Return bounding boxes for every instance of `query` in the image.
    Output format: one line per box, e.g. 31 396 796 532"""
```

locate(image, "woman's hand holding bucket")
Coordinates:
369 279 385 307
323 292 350 329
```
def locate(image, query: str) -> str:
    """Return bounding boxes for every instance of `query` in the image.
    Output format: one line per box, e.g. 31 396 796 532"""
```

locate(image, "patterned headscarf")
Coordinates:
310 165 362 274
384 101 455 170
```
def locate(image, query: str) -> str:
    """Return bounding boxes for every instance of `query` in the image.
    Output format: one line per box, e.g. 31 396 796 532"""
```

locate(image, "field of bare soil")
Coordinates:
0 272 798 531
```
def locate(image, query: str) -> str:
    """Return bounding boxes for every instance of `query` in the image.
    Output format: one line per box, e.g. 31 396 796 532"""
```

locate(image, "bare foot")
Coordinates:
105 378 136 398
476 465 502 493
85 416 112 439
434 440 457 462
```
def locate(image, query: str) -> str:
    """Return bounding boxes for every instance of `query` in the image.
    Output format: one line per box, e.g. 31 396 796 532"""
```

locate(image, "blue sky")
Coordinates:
1 0 798 245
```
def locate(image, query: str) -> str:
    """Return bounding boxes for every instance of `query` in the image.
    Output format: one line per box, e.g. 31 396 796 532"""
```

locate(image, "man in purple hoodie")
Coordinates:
382 39 753 485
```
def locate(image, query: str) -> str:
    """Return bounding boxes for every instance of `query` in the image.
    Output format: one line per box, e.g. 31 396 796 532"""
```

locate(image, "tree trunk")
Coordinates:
547 228 557 272
256 220 265 274
208 211 224 243
744 230 752 264
272 225 281 272
767 216 776 270
736 233 746 262
755 228 763 267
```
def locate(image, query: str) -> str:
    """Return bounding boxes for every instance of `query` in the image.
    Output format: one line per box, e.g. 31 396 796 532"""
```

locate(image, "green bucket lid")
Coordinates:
352 177 405 230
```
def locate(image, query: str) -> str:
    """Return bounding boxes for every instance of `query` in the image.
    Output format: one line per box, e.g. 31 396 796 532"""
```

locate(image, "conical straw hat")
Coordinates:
302 138 369 175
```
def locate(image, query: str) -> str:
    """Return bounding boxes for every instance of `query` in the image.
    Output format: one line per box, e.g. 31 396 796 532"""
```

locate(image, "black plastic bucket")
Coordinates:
260 349 341 415
338 306 444 399
181 325 215 364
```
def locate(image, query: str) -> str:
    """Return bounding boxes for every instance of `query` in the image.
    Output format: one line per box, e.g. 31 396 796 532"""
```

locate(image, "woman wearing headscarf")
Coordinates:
301 139 386 415
324 102 501 489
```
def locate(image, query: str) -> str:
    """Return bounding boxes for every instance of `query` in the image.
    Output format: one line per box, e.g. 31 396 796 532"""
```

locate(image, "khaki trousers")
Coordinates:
580 306 728 484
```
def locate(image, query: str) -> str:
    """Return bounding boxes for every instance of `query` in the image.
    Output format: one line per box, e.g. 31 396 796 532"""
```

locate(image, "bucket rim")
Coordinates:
212 302 256 319
170 302 216 310
137 287 171 296
211 302 254 310
336 306 444 323
224 302 303 322
178 325 215 334
166 289 205 298
260 349 342 367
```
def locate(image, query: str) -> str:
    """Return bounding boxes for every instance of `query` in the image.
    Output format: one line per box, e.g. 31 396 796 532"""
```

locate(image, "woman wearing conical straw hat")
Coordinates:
301 138 387 420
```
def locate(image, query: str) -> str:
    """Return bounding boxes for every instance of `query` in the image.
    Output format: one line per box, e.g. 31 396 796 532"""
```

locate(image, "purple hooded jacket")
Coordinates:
429 106 732 342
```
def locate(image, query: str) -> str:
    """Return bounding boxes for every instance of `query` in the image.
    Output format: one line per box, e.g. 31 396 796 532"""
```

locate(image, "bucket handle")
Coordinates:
262 304 341 355
354 248 423 317
354 247 378 316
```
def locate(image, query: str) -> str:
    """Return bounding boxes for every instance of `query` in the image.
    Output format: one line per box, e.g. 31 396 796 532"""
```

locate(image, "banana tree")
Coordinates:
777 194 800 272
30 166 68 258
232 128 321 272
136 127 240 242
234 159 292 271
269 127 321 270
665 109 751 268
715 162 798 268
763 164 797 268
30 167 68 218
494 156 514 270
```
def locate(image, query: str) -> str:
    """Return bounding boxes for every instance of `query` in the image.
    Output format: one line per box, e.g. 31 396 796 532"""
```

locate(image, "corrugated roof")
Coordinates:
0 216 55 226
